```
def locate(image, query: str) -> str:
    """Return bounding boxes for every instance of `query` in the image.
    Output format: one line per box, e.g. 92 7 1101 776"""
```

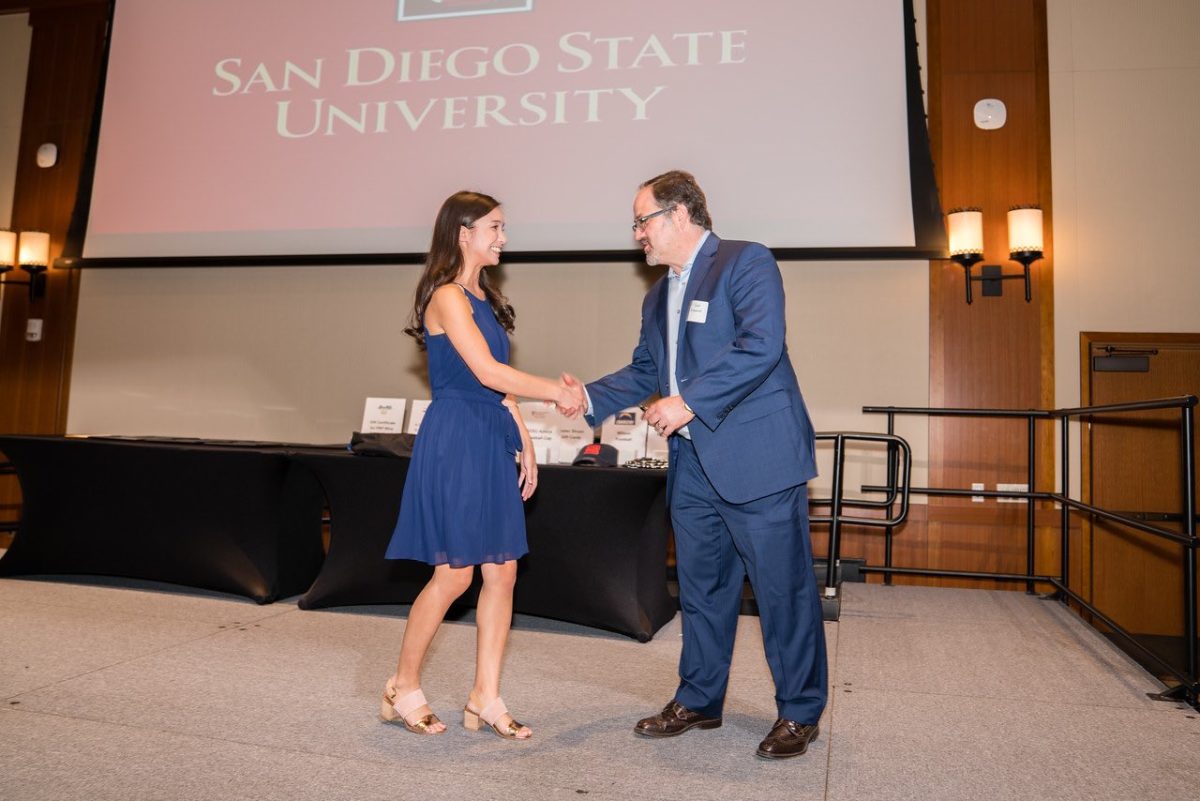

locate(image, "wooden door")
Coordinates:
1083 333 1199 676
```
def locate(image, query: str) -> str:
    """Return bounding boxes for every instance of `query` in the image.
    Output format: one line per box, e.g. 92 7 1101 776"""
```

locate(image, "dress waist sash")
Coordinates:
431 389 521 455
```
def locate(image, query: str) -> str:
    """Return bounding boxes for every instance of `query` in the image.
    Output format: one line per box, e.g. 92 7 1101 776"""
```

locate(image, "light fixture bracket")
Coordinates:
951 252 1040 305
0 230 51 300
0 263 49 300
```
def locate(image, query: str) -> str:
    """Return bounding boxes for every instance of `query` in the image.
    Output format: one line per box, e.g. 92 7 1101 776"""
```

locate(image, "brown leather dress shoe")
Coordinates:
756 719 819 759
634 700 722 738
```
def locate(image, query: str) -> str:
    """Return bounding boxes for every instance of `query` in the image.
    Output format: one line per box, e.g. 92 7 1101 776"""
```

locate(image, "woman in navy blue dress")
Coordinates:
380 191 580 741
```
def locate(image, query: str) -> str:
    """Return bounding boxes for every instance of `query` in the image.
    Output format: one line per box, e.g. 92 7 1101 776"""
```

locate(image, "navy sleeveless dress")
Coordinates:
385 289 528 567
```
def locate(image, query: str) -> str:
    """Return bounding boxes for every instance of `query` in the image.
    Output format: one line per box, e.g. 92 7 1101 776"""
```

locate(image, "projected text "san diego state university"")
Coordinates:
211 31 748 135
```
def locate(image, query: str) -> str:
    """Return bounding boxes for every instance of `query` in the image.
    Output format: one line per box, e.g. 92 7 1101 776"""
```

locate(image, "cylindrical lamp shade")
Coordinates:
18 231 51 266
0 229 17 267
1007 206 1043 255
947 208 984 256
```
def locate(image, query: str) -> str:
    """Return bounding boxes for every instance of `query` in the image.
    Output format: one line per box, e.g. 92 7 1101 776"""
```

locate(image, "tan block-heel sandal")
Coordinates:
380 683 443 735
463 697 531 740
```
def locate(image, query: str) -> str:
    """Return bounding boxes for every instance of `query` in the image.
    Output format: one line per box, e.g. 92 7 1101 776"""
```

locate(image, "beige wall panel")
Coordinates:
1052 65 1200 407
1071 70 1200 329
495 261 655 384
1045 0 1075 73
1049 0 1200 497
1047 71 1078 318
67 257 931 495
1067 0 1200 71
68 264 423 442
1048 68 1081 413
784 260 930 501
67 261 662 442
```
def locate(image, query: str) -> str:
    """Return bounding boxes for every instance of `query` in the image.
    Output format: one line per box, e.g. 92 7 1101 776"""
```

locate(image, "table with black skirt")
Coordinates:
289 448 675 641
0 435 325 604
0 436 675 640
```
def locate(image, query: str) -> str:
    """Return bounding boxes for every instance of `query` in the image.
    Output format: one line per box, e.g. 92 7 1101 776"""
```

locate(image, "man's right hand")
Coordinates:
557 373 587 418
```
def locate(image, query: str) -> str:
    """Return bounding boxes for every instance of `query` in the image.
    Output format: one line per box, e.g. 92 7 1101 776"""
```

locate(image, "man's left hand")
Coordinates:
643 395 695 438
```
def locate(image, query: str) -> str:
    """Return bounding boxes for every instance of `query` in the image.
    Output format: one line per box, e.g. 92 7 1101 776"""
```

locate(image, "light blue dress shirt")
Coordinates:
667 230 710 439
584 230 710 440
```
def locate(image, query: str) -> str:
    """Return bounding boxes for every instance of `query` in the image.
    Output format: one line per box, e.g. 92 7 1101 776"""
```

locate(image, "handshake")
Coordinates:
547 375 697 437
552 373 587 419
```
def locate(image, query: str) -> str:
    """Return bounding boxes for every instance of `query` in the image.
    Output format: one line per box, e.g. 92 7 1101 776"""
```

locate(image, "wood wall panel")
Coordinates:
921 0 1057 588
1 1 105 433
1083 335 1200 638
0 1 107 519
937 0 1040 75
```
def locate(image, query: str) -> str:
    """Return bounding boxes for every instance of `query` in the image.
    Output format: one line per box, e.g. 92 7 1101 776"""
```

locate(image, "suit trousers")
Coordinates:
670 437 828 724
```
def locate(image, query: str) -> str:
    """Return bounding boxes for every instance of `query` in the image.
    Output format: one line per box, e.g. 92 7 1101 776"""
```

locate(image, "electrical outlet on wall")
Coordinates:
996 483 1029 503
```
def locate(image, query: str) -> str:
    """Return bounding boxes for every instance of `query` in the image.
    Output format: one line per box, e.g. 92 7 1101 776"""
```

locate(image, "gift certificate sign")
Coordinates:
405 399 431 434
361 397 406 433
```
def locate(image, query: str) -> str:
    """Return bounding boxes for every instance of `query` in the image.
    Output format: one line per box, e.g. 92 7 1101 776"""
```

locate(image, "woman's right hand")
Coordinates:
555 373 585 418
517 445 538 501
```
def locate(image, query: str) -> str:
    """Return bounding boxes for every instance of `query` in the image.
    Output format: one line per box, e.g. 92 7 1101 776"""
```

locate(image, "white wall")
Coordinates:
1048 0 1200 493
66 257 930 496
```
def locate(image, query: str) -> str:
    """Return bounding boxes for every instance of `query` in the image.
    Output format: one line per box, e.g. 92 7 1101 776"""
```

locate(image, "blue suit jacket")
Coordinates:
586 234 817 504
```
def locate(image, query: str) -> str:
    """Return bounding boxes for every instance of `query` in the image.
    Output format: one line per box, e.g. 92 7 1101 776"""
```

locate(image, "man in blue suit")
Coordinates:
566 170 827 759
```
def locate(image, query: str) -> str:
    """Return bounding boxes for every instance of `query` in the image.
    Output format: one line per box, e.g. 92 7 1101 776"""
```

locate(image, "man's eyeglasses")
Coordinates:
632 206 675 232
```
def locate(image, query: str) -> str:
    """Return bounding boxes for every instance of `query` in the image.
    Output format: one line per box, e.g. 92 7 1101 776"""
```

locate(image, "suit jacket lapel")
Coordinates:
648 277 670 389
676 233 719 372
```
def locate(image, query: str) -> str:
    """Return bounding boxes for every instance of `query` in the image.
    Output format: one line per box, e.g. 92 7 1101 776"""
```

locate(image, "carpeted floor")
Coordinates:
1 575 1197 800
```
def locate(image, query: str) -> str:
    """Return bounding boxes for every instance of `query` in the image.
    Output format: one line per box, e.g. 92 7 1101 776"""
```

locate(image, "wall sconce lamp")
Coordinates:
0 229 51 300
947 206 1044 304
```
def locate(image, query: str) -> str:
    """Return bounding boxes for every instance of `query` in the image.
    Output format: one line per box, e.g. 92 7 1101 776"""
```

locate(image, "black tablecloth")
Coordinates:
0 436 325 604
290 449 675 641
0 436 675 639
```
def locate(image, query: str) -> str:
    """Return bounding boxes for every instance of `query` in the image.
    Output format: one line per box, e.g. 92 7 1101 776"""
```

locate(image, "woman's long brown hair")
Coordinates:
404 190 515 349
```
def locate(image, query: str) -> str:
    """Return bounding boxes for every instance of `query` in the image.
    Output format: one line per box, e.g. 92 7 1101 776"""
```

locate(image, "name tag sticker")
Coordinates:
687 300 708 323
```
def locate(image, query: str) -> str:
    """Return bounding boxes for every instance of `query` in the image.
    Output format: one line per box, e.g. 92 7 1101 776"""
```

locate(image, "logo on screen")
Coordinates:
397 0 534 22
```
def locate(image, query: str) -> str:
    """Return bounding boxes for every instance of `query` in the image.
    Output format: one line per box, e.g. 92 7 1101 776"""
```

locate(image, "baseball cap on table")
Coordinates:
572 443 618 467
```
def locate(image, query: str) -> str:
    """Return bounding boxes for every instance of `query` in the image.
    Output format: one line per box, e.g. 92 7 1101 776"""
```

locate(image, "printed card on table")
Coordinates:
555 417 597 464
600 406 649 465
517 402 559 464
644 423 670 461
517 402 597 464
361 397 406 433
405 399 432 434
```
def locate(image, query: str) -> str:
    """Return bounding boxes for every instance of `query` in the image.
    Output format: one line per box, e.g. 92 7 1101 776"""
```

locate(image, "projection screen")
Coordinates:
76 0 943 263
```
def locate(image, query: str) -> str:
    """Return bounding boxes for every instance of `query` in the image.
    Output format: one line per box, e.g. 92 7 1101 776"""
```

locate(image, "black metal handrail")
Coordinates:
810 432 911 599
853 395 1198 706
